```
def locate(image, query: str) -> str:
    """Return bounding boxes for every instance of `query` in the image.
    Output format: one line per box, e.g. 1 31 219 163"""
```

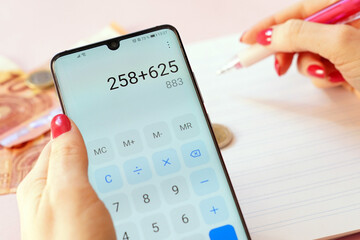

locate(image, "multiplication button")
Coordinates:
123 157 152 184
200 196 229 225
115 130 143 156
86 138 114 165
190 168 219 196
103 193 132 222
144 122 172 148
181 140 209 167
94 165 123 193
152 148 181 176
172 114 200 140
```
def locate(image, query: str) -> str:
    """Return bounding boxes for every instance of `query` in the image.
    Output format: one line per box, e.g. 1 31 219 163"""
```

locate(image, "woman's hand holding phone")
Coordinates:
17 114 116 240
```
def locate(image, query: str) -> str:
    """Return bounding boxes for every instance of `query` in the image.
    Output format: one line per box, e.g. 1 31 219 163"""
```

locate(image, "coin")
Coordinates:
212 123 233 149
25 69 54 89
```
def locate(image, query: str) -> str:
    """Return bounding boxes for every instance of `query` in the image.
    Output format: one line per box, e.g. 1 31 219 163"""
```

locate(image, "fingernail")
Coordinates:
329 71 346 83
307 65 326 78
256 28 273 45
274 58 281 76
240 31 247 42
51 114 71 139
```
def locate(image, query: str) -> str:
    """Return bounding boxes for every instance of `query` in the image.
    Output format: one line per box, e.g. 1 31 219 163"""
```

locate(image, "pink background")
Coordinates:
1 0 358 239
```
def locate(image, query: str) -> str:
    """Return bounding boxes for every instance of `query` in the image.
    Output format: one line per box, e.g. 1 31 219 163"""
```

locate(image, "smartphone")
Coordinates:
51 25 251 240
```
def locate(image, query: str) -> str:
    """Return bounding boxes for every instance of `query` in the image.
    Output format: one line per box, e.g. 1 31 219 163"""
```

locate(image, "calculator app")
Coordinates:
52 26 249 240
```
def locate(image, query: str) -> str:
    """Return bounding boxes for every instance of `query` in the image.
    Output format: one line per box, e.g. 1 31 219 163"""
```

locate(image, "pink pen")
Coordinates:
218 0 360 75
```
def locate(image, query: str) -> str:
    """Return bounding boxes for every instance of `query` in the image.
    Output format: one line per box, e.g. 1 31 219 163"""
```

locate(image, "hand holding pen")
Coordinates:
220 0 360 97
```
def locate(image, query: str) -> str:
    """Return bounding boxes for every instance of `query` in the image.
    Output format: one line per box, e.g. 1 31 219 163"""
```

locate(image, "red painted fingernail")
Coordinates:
307 65 326 78
240 31 247 42
329 71 346 83
274 58 281 76
256 28 273 45
51 114 71 139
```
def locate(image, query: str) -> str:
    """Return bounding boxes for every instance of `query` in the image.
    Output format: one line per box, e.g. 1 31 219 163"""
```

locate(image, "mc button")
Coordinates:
86 138 114 165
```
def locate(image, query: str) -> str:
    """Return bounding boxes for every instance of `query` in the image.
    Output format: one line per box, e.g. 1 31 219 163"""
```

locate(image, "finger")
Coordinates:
275 53 294 76
241 0 339 44
25 141 51 181
47 114 89 186
297 52 343 88
258 20 360 66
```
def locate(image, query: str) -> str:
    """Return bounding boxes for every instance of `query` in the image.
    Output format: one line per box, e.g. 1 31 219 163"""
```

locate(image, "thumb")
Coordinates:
47 114 89 186
257 19 360 66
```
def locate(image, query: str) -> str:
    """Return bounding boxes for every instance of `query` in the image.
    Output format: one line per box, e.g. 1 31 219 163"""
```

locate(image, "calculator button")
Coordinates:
152 148 181 176
132 185 161 213
94 165 123 193
103 193 132 222
123 157 152 184
181 140 209 167
86 138 114 165
209 225 238 240
190 168 219 196
182 233 207 240
170 205 200 234
143 122 172 148
141 213 171 240
160 176 190 204
172 114 200 140
115 222 140 240
115 130 143 156
200 196 229 225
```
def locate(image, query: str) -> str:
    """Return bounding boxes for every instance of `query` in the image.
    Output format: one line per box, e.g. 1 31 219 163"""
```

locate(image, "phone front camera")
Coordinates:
107 40 120 50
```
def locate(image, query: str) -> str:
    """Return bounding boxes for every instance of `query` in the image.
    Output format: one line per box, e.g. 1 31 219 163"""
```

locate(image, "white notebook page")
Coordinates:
185 34 360 240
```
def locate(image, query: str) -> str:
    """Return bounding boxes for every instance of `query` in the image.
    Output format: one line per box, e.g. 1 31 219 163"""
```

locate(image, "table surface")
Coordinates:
3 0 359 239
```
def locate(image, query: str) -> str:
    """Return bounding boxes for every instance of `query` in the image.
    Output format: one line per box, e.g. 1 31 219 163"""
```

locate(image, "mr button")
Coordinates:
86 138 115 165
172 114 200 140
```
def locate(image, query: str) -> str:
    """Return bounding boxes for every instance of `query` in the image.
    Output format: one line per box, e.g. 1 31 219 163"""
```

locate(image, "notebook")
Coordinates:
185 34 360 240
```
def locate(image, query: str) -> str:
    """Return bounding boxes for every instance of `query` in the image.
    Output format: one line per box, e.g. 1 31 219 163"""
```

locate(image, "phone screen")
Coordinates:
52 25 250 240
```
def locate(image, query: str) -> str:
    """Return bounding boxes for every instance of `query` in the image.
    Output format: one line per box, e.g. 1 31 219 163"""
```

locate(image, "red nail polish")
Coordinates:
256 28 273 45
51 114 71 139
307 65 326 78
329 71 345 83
274 58 281 76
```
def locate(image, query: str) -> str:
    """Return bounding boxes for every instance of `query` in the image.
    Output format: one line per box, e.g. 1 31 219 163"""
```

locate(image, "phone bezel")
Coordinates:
51 24 251 239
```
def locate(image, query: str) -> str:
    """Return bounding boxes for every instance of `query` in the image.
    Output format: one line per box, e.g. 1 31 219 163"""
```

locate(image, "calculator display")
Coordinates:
52 25 250 240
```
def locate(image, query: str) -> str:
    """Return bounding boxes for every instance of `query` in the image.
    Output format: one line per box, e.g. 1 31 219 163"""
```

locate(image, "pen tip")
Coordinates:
217 62 242 75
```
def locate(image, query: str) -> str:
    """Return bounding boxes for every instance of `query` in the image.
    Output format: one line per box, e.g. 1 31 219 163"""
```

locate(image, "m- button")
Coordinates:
144 122 172 148
172 114 200 140
115 130 143 156
86 138 114 165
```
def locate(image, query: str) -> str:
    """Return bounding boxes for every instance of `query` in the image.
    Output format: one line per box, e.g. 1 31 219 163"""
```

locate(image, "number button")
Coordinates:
123 157 152 184
141 213 171 239
190 168 219 196
132 185 161 212
86 138 114 165
94 165 123 193
152 148 181 176
143 122 172 148
181 140 209 168
170 205 200 234
103 193 132 222
115 130 143 156
172 114 200 140
160 176 190 204
200 196 229 225
115 222 140 240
